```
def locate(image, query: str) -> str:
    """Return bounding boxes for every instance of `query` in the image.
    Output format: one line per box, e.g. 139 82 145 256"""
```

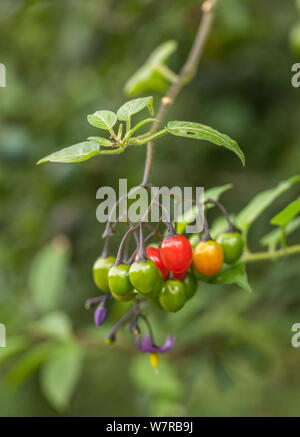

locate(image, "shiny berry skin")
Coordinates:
160 234 193 274
146 247 169 280
191 263 210 282
159 280 186 312
108 263 134 297
111 290 135 302
193 240 224 277
173 270 187 280
182 273 197 300
129 259 162 296
216 232 244 264
93 256 116 293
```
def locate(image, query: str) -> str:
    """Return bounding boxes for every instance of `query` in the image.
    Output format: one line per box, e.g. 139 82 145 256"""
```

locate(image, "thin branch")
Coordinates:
142 0 219 186
243 244 300 263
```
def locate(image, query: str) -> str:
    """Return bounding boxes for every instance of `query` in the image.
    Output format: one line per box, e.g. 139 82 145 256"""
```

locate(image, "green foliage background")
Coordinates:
1 0 300 416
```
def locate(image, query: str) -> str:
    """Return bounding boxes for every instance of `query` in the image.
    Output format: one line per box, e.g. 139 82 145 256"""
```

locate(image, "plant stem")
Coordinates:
205 198 234 232
243 244 300 263
132 129 168 146
141 0 219 187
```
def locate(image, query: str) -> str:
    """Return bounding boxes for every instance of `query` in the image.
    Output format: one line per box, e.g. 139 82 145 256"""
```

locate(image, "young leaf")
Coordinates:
271 199 300 228
124 40 177 97
211 262 252 293
86 137 113 147
37 141 101 164
40 344 83 411
260 216 300 249
147 40 177 66
87 110 117 131
167 121 245 166
176 184 233 234
28 236 71 312
236 176 300 231
117 97 154 122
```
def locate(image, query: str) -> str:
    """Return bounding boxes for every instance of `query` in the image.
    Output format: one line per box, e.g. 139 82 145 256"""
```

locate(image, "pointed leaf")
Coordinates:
117 97 154 122
236 176 300 231
37 141 100 164
167 121 245 166
211 262 252 293
28 236 71 312
260 217 300 249
271 199 300 227
124 40 177 97
87 110 117 131
147 40 177 66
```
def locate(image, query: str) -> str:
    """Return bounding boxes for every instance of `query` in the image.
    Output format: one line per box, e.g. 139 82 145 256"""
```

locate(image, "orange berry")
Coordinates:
193 240 224 277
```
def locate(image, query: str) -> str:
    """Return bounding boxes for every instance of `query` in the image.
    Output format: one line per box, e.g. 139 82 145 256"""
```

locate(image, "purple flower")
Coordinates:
135 334 175 353
94 306 107 326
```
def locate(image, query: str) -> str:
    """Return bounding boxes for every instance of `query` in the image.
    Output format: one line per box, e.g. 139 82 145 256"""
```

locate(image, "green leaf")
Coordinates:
117 97 154 122
87 110 117 131
130 354 182 399
0 336 29 366
37 141 100 164
124 40 177 97
260 217 300 249
147 40 177 66
167 121 245 166
28 236 71 312
176 184 233 234
29 311 73 341
211 262 252 293
6 342 60 386
40 344 83 411
236 176 300 231
271 200 300 228
86 137 113 147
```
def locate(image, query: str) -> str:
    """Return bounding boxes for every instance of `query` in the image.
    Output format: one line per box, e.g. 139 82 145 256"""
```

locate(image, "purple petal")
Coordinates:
135 334 175 353
157 335 176 353
94 307 107 326
135 334 156 353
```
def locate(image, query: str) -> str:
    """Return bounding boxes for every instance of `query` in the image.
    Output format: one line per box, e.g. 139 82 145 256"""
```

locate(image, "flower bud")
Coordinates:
94 306 107 326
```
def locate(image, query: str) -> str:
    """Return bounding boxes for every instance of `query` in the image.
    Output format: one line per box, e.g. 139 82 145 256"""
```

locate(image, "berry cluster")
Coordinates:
86 198 244 367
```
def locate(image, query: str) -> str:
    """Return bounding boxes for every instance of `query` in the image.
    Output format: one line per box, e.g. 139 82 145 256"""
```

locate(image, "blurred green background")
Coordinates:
1 0 300 417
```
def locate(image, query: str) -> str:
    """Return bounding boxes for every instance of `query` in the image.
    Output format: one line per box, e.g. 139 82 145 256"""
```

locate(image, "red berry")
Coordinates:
160 234 193 274
173 270 188 280
146 247 169 280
